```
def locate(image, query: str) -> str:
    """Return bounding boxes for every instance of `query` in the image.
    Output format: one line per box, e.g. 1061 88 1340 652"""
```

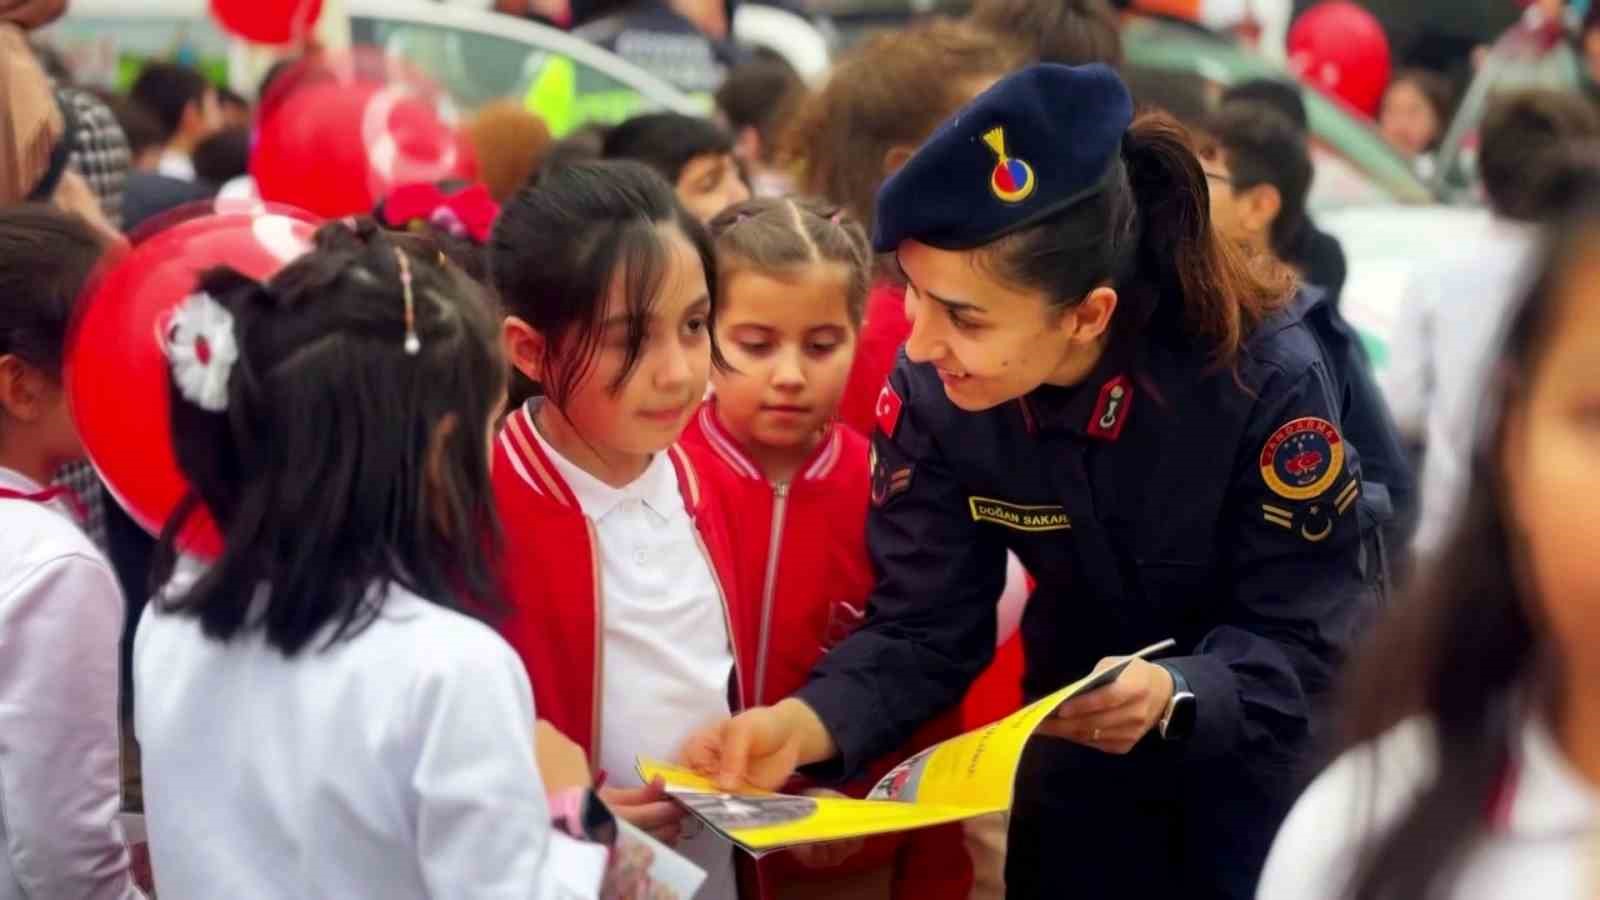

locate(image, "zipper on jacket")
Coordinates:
692 529 747 712
752 482 790 706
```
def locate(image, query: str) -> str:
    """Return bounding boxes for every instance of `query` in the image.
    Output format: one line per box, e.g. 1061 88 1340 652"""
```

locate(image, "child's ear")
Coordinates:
502 317 546 384
0 355 45 423
1243 184 1282 240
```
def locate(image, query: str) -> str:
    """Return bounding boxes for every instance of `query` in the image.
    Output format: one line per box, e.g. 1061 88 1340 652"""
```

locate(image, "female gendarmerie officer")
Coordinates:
682 64 1382 898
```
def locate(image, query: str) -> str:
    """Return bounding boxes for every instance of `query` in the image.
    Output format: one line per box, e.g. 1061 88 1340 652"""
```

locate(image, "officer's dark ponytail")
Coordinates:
979 111 1292 366
1120 112 1293 362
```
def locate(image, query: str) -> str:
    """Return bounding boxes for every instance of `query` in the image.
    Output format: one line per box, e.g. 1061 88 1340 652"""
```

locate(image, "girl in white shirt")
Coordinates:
0 206 140 900
1258 204 1600 899
487 160 742 900
132 222 607 899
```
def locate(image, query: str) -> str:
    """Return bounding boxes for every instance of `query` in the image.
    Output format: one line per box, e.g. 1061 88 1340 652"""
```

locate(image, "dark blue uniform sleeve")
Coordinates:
1161 362 1377 764
794 367 1007 779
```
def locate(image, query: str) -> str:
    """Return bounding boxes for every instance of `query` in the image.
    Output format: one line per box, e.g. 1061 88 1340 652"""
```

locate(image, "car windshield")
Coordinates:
39 7 700 136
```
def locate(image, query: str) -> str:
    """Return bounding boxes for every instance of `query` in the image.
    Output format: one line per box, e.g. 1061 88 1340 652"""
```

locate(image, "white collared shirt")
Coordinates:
134 564 607 899
1380 214 1537 558
528 412 738 900
155 150 195 182
1258 713 1598 900
0 467 142 900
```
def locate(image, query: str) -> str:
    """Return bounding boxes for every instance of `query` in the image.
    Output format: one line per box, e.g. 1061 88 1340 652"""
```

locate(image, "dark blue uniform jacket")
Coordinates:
797 298 1384 897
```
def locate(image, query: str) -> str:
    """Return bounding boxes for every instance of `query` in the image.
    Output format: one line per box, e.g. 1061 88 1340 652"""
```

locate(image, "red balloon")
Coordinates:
1287 1 1393 119
252 53 476 219
66 204 320 559
210 0 324 45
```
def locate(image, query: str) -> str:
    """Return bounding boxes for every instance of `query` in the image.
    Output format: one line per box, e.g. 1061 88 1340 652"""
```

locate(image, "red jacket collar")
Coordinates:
499 401 707 514
694 399 846 484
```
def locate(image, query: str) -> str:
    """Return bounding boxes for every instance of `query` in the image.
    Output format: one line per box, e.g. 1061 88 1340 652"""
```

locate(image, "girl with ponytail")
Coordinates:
681 64 1383 900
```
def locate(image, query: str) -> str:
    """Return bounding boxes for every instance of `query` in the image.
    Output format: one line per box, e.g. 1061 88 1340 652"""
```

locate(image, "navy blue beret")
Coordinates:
872 63 1134 253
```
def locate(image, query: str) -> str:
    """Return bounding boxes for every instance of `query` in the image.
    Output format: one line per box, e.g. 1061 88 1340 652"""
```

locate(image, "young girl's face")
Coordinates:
1504 247 1600 676
559 226 712 459
1379 79 1440 157
712 265 857 454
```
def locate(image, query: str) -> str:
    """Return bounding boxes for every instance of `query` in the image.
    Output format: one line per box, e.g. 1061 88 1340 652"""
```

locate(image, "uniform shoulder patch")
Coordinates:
1259 416 1345 501
875 383 904 438
869 443 913 508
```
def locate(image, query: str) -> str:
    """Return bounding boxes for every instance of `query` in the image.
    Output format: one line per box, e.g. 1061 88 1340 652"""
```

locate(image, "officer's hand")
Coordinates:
1038 658 1175 755
681 699 835 792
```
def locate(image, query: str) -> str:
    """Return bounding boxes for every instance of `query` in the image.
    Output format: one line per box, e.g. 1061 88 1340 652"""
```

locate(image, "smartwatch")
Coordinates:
1157 663 1197 742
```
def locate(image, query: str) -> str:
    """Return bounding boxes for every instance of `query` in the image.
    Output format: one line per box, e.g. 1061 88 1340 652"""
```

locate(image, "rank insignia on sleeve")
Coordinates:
1335 478 1360 516
1259 417 1345 501
1262 493 1354 543
870 444 913 507
875 383 904 438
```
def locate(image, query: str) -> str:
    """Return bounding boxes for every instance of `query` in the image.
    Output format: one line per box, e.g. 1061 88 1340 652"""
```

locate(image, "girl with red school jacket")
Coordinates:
487 160 751 900
681 197 972 900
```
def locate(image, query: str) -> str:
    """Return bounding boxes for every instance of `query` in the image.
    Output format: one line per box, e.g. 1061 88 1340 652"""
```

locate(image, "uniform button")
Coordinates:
634 548 649 566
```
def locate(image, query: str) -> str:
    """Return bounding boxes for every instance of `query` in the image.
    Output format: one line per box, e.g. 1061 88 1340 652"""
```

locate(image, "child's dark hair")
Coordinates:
602 113 737 185
155 219 507 657
1335 197 1600 900
967 0 1122 68
714 58 803 163
1479 89 1600 222
129 61 212 141
489 160 722 408
973 111 1292 368
535 123 610 186
193 125 250 185
1203 100 1313 264
94 90 166 160
0 204 105 380
1221 78 1309 132
708 198 872 327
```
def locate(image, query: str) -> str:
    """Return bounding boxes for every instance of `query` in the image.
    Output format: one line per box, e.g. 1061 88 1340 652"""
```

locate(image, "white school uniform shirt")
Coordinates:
529 417 739 900
0 467 142 900
1380 214 1537 559
1258 713 1598 900
134 564 607 900
155 150 195 182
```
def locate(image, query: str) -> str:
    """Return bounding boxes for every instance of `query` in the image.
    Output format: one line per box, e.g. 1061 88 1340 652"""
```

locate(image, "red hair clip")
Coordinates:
381 182 500 244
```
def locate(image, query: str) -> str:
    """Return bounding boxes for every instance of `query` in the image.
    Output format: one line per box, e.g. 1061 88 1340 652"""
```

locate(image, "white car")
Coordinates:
42 0 706 133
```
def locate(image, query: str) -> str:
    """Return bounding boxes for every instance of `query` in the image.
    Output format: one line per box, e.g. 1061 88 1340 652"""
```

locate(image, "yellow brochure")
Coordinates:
637 639 1174 855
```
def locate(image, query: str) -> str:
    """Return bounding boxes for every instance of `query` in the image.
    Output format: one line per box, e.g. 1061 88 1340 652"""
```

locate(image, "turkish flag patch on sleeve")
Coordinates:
875 383 904 437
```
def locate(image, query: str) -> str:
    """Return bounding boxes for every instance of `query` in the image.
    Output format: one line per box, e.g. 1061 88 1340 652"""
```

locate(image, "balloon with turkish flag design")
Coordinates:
251 48 477 219
65 200 322 559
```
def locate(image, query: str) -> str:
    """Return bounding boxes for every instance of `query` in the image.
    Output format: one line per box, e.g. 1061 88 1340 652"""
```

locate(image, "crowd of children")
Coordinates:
5 2 1600 899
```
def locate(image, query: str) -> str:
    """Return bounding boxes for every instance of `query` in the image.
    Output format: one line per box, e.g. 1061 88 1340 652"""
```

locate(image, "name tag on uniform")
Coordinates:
968 497 1071 532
